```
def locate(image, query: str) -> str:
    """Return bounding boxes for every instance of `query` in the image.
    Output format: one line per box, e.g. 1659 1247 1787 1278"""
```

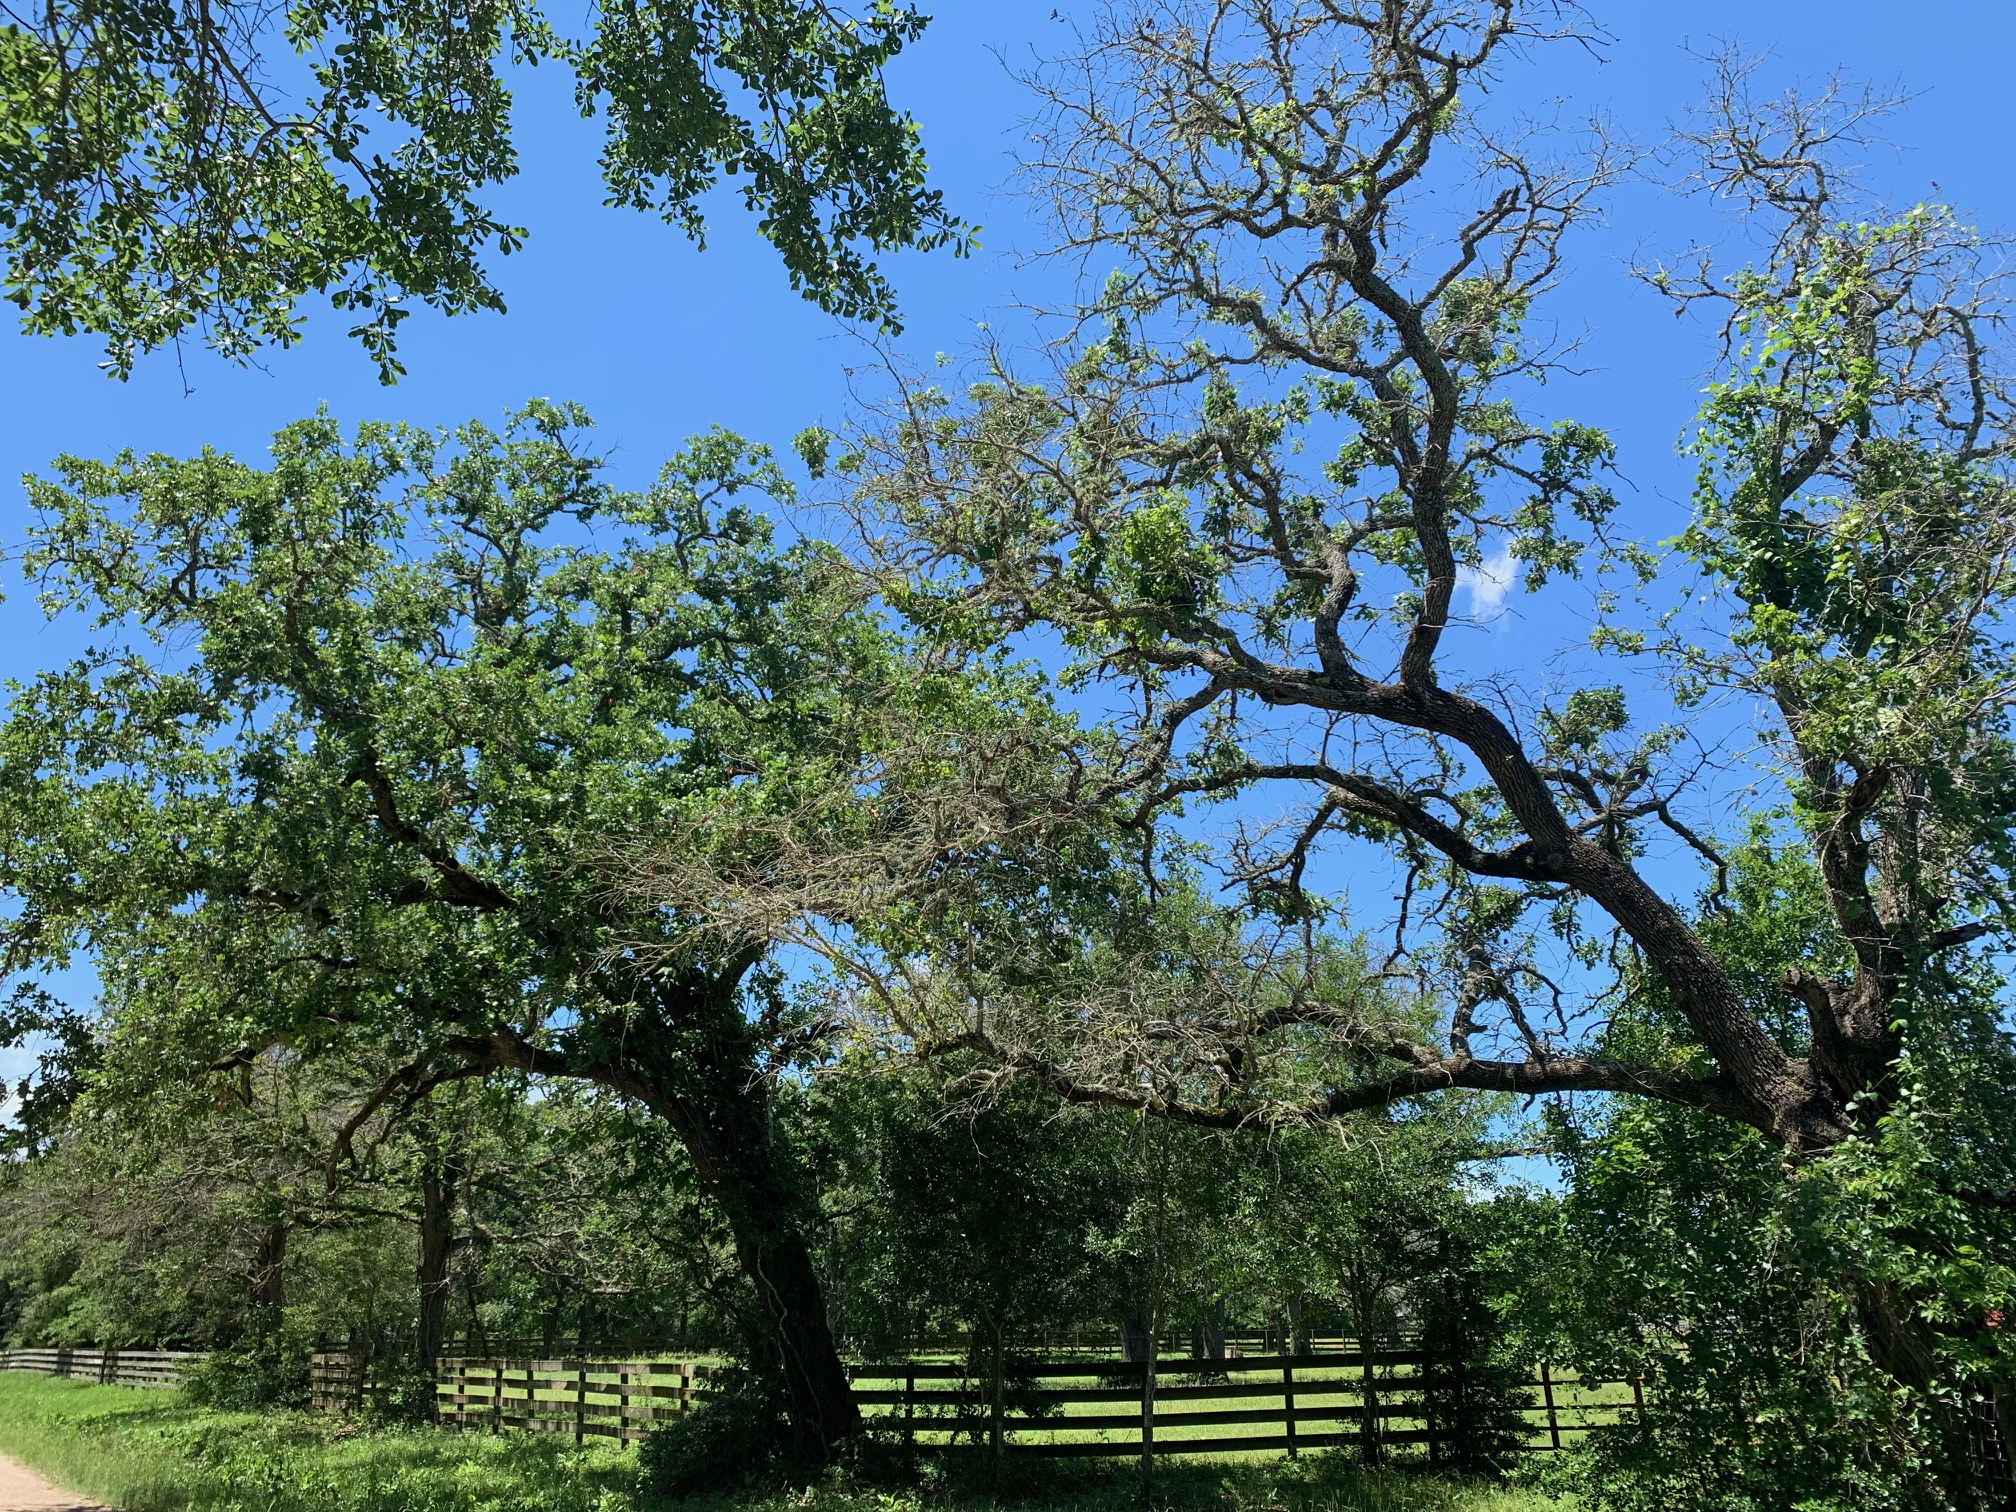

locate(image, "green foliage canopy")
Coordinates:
0 0 971 379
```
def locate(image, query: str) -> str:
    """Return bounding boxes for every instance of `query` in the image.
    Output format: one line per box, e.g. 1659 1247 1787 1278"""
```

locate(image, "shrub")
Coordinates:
636 1366 787 1499
180 1328 310 1410
359 1357 441 1426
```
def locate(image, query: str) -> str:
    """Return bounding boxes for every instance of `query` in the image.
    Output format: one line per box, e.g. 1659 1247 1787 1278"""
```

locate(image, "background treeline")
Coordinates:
0 1046 1535 1385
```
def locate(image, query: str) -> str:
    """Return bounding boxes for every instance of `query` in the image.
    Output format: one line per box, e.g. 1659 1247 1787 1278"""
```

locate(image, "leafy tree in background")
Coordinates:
0 400 971 1466
813 1072 1125 1476
0 1038 413 1358
462 1083 753 1358
0 0 971 379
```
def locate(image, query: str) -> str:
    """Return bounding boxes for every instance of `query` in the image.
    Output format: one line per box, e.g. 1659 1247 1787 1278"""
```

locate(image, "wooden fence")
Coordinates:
844 1350 1640 1460
301 1349 1641 1461
311 1354 720 1443
0 1347 203 1390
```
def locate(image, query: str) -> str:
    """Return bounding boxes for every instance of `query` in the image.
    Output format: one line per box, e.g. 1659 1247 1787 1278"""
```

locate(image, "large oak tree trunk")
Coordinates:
416 1140 462 1363
611 974 860 1469
458 967 861 1468
651 1086 858 1468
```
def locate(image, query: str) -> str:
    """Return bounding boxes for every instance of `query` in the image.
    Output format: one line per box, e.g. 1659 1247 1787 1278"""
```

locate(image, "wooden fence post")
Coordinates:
1632 1374 1647 1426
1138 1353 1156 1503
1282 1361 1298 1459
491 1362 503 1435
574 1363 586 1446
905 1364 917 1447
1540 1362 1561 1451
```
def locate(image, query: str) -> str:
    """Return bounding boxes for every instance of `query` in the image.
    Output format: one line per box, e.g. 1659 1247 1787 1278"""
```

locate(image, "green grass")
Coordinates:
0 1375 636 1512
0 1375 1568 1512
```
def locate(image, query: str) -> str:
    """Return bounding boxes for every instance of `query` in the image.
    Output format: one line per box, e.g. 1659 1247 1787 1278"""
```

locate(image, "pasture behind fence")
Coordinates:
312 1354 717 1443
842 1350 1640 1459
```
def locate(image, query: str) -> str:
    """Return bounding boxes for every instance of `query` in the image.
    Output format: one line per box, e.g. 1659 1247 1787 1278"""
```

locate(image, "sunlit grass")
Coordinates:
0 1375 635 1512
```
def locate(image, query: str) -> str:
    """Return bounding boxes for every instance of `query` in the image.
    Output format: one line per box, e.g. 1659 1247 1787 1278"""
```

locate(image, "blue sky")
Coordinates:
1 0 2012 1072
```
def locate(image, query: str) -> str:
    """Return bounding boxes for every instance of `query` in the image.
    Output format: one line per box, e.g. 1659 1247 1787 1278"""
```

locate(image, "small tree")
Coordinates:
1417 1219 1531 1478
817 1071 1122 1477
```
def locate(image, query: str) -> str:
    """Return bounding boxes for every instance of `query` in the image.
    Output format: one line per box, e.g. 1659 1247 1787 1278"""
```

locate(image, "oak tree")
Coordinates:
0 402 937 1462
660 2 2016 1499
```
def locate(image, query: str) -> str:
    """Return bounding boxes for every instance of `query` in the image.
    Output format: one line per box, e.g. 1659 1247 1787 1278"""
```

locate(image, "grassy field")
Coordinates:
0 1374 1571 1512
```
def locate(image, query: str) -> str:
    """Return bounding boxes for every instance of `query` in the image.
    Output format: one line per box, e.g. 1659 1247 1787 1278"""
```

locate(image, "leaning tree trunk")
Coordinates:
462 963 862 1469
659 1090 859 1468
615 983 860 1470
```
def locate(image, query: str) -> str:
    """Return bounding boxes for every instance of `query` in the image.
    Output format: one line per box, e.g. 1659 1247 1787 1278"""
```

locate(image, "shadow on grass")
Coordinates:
669 1446 1560 1512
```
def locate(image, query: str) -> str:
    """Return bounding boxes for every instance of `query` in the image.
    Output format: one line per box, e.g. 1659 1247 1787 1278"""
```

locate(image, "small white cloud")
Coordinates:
1456 547 1518 624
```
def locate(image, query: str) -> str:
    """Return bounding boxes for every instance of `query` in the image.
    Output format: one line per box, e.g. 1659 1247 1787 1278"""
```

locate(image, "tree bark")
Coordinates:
1287 1294 1311 1357
250 1221 287 1317
1191 1299 1226 1363
415 1138 462 1362
1120 1322 1153 1370
616 972 860 1469
1351 1293 1382 1468
448 968 863 1469
987 1316 1008 1485
1120 1315 1152 1362
650 1085 859 1468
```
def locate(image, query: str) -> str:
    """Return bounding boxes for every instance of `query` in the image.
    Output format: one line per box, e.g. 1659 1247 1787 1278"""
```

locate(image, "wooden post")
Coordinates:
618 1366 630 1444
1138 1352 1156 1504
574 1363 586 1446
1540 1362 1561 1451
490 1362 503 1435
1282 1361 1298 1459
905 1364 917 1447
1632 1374 1647 1426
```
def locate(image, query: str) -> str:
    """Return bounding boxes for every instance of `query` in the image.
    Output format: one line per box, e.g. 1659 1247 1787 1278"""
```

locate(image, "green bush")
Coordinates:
179 1328 310 1410
1418 1236 1534 1478
359 1356 441 1426
637 1367 788 1499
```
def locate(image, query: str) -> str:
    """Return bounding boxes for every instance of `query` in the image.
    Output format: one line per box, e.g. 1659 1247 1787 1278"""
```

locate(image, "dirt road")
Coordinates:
0 1454 106 1511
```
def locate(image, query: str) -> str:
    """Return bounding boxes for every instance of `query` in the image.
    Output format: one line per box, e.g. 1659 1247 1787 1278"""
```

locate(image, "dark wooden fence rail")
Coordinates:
0 1347 202 1390
842 1351 1640 1459
302 1348 1643 1461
